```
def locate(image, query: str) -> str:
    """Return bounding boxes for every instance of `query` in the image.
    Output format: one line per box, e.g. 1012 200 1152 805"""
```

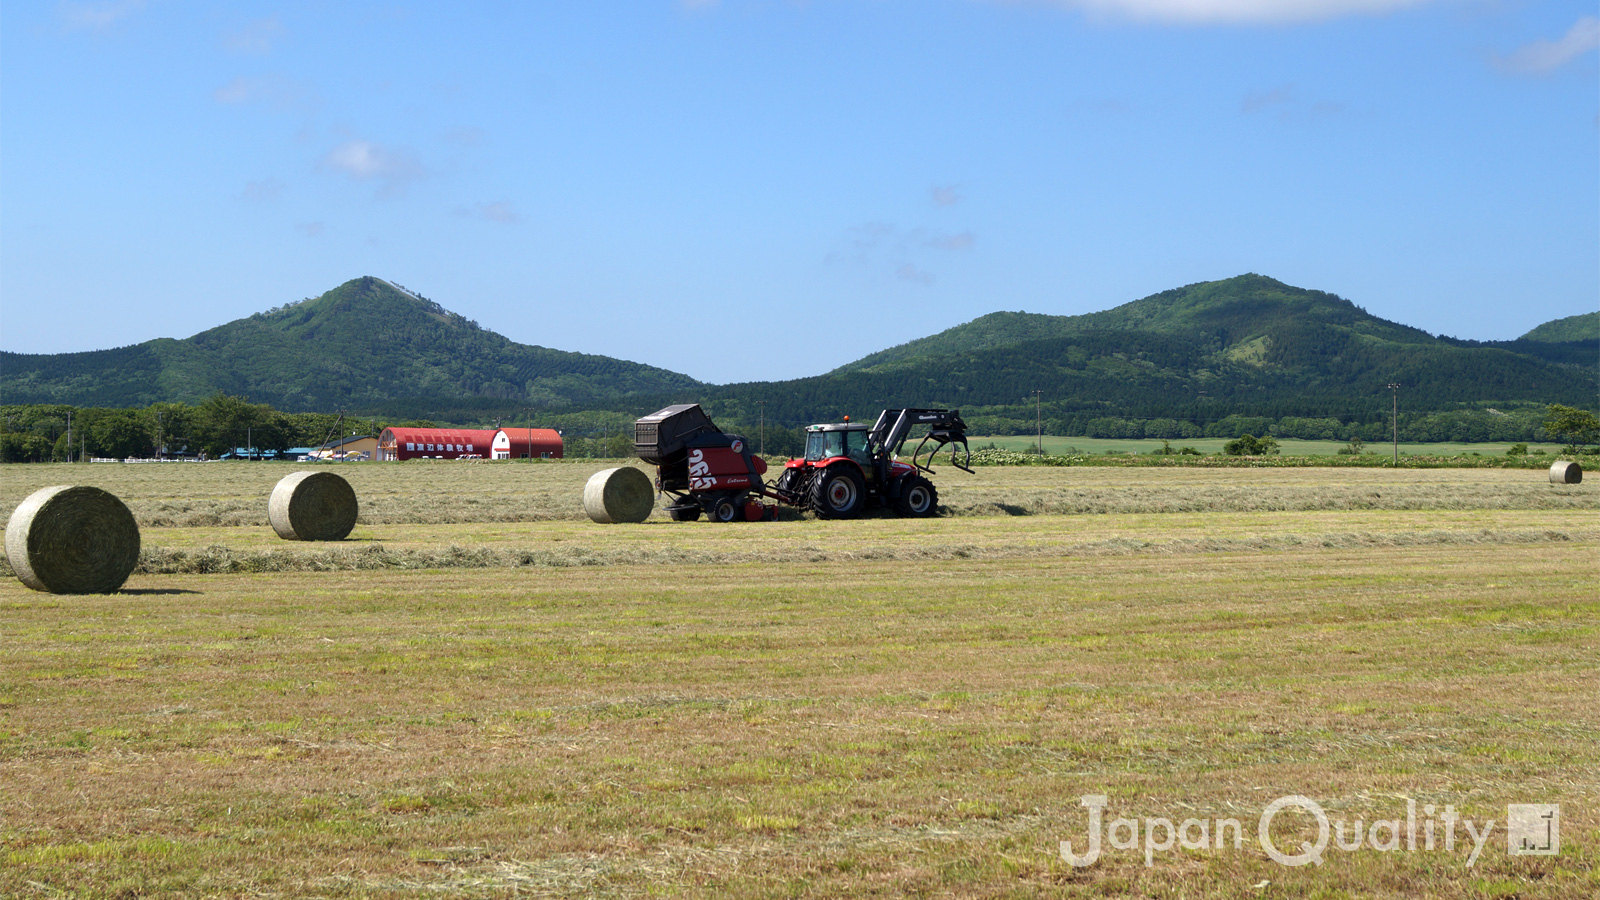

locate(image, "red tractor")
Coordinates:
634 404 971 522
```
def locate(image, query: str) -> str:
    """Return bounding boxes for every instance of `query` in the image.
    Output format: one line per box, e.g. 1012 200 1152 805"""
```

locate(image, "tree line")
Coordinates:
5 396 1594 464
1 397 374 463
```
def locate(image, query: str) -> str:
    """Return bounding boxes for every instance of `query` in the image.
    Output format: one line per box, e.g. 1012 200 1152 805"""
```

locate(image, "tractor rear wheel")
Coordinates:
894 475 938 517
810 466 865 519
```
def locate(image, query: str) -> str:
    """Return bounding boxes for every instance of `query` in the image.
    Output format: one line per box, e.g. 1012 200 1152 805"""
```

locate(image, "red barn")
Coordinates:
492 428 564 459
377 427 499 461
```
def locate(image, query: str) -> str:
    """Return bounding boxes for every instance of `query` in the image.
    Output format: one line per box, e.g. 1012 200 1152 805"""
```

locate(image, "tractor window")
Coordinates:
844 429 871 464
804 431 826 462
805 429 853 461
822 430 846 459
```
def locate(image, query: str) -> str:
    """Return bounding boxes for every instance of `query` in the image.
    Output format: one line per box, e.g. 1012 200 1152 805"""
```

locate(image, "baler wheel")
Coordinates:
710 497 742 523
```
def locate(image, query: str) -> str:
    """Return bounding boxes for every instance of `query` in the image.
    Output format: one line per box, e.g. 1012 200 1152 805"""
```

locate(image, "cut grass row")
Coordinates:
73 510 1600 574
2 539 1595 898
1 461 1591 529
972 435 1574 457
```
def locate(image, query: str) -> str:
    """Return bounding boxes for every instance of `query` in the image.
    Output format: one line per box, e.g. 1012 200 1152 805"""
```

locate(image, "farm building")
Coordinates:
492 428 564 459
377 427 498 461
311 434 379 461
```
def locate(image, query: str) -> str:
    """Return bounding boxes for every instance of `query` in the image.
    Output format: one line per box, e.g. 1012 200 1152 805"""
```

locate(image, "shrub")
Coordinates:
1223 434 1279 456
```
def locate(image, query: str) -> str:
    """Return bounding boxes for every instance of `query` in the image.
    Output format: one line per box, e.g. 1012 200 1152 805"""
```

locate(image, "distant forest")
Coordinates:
1 395 1588 463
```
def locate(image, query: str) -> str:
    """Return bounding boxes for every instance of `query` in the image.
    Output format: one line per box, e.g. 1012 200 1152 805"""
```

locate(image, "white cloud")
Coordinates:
931 184 962 206
1497 16 1600 75
240 177 284 202
1242 86 1294 114
295 222 324 238
324 141 390 179
1003 0 1436 25
444 127 487 147
480 202 520 224
214 77 255 104
457 201 522 224
212 75 316 114
59 0 144 31
830 221 974 286
320 139 424 195
224 15 285 55
925 232 976 251
1241 85 1346 119
896 264 936 285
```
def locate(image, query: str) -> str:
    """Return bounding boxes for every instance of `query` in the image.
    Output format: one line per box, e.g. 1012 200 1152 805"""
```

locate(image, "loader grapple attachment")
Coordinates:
876 409 972 475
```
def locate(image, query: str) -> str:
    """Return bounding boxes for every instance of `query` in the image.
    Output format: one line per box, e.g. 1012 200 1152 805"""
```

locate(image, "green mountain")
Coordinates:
3 273 1591 433
710 274 1597 425
1520 311 1599 344
840 274 1437 373
0 276 701 414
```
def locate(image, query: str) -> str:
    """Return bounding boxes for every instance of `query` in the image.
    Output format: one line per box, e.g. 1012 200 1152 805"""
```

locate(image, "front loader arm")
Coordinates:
868 408 973 475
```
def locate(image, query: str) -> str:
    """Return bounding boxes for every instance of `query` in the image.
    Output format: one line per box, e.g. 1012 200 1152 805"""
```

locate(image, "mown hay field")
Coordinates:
1 461 1596 898
0 459 1591 528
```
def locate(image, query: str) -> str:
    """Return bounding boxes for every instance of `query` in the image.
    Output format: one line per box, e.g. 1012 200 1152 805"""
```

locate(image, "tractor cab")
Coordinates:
803 423 872 469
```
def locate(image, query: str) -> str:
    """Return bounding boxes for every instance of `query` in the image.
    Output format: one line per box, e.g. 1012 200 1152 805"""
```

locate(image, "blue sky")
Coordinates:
2 0 1596 384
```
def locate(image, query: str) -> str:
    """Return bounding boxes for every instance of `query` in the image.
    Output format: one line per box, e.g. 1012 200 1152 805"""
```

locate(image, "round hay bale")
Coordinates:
1549 460 1583 485
5 485 140 594
583 467 655 524
269 471 358 541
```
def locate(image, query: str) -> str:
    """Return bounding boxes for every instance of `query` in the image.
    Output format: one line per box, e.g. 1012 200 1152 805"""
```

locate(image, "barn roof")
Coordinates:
380 427 499 445
495 428 563 449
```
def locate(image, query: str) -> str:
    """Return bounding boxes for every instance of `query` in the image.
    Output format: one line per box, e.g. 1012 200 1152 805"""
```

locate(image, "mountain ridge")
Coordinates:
0 276 702 413
838 274 1473 374
706 274 1596 425
2 274 1592 423
1519 310 1599 344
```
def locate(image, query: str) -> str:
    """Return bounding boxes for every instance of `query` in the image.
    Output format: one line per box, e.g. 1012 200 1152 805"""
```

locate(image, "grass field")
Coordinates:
972 435 1570 457
2 462 1596 898
0 460 1591 531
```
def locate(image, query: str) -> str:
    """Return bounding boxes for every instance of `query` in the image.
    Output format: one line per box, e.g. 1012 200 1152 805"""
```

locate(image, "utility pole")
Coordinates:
758 400 766 456
65 410 72 463
1031 390 1043 456
1386 383 1400 467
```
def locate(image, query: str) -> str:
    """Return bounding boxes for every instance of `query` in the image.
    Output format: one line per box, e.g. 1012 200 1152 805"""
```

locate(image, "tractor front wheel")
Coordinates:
894 475 938 517
811 466 865 519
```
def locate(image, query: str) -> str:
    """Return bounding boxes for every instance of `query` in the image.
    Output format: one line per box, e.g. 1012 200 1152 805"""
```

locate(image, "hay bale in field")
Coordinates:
268 471 359 541
5 485 141 594
583 467 655 524
1549 460 1583 485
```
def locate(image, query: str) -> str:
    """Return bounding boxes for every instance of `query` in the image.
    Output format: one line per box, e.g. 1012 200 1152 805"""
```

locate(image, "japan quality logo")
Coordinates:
1508 805 1559 856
